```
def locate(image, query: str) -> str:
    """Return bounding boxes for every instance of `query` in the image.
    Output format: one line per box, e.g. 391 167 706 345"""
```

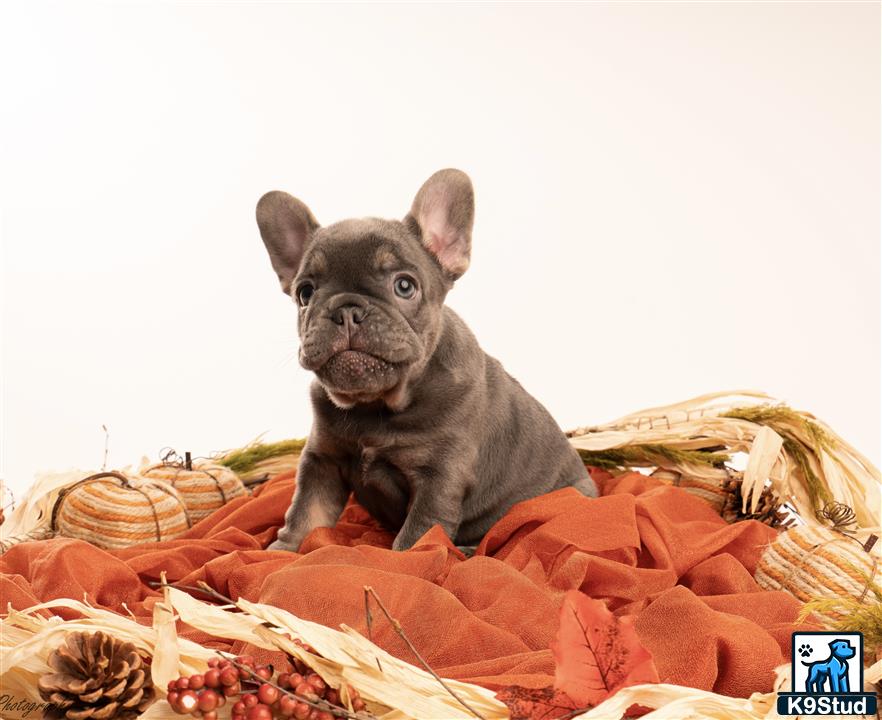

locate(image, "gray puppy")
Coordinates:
258 169 596 552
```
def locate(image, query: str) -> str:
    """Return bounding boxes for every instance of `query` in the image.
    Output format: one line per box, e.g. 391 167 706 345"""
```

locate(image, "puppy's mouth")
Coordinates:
316 349 401 396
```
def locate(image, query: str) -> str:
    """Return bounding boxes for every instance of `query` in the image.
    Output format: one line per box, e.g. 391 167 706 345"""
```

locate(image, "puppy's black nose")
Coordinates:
331 304 367 326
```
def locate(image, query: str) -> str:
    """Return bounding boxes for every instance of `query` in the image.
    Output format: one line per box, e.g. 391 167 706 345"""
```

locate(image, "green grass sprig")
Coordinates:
219 438 306 475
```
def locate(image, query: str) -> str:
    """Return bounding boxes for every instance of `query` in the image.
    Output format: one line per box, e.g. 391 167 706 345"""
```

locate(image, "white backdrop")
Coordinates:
1 2 879 499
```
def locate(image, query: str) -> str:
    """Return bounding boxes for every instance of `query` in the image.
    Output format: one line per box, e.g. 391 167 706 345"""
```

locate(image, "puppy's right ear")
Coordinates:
256 191 320 293
406 169 474 280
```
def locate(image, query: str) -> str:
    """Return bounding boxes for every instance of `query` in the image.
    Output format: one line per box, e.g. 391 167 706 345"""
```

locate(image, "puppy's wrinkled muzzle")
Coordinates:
318 349 399 394
299 297 417 384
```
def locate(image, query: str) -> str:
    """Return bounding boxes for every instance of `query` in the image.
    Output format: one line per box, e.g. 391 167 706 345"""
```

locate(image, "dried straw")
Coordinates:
166 586 507 719
568 390 881 534
1 583 508 720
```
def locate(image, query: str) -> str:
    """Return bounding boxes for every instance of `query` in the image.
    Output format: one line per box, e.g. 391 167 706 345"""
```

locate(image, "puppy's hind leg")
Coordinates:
267 451 349 552
572 474 599 498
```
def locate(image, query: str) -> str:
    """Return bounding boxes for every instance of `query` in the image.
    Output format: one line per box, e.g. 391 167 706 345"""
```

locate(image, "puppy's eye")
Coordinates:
393 275 417 299
296 283 315 306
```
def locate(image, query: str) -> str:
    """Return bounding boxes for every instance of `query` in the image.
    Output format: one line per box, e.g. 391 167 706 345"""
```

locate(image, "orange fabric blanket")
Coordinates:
0 469 812 699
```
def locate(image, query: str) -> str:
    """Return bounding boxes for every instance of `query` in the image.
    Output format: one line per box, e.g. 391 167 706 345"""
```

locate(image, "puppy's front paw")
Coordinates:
266 538 299 553
391 533 415 552
456 544 478 558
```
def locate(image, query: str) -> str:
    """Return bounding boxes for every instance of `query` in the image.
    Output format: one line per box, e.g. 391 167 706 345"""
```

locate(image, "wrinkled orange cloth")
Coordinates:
0 469 812 698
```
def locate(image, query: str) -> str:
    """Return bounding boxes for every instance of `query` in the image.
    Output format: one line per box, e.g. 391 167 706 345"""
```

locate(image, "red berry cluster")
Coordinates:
165 654 366 720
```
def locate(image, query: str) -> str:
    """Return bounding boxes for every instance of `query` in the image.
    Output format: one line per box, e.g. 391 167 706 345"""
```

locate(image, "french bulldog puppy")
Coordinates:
258 169 596 552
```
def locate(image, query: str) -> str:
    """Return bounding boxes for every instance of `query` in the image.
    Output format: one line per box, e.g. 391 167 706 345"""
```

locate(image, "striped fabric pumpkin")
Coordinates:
650 468 727 512
754 524 877 627
141 460 247 523
51 472 191 549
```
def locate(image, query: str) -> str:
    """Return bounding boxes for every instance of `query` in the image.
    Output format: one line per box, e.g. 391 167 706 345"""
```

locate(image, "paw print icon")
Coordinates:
798 643 812 658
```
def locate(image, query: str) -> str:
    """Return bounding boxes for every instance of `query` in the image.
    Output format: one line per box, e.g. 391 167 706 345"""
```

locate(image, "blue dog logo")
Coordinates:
802 639 855 693
778 632 876 715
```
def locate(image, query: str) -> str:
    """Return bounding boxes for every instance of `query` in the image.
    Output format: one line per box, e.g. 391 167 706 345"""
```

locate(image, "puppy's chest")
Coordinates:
343 445 417 528
348 441 431 496
322 406 438 496
353 443 401 483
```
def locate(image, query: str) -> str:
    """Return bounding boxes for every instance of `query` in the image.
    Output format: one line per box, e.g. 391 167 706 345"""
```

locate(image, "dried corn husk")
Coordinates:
0 470 91 547
569 682 768 719
151 575 182 689
868 657 882 685
167 587 507 719
4 590 877 720
0 595 215 708
568 390 881 535
1 587 508 720
569 658 877 720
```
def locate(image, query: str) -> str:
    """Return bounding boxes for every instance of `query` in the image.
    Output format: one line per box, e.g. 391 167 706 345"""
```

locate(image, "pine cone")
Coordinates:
37 631 155 720
720 474 794 528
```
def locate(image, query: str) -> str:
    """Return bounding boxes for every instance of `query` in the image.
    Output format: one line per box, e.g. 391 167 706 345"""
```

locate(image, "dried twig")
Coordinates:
559 708 591 720
101 424 110 471
195 580 241 605
364 585 486 720
363 587 382 673
146 580 236 608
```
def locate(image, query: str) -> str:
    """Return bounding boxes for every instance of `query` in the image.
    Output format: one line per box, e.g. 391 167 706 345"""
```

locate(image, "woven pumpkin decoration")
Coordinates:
755 523 878 627
650 468 729 513
51 472 190 550
140 457 247 523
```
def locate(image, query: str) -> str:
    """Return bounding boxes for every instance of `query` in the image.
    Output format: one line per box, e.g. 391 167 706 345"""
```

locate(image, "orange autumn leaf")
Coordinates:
550 590 659 707
495 686 580 720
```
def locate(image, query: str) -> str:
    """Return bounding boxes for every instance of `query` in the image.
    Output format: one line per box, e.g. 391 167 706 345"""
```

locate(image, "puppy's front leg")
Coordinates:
267 451 349 552
392 481 464 551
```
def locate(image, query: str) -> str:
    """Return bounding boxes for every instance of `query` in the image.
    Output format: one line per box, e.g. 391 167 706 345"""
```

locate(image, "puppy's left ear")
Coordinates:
256 191 320 294
406 169 474 279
